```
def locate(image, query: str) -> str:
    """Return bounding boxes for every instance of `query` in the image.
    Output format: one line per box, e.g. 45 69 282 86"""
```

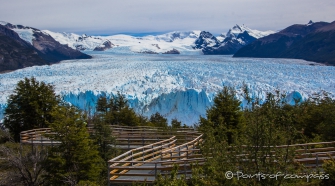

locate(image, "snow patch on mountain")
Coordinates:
0 21 42 45
43 30 202 54
12 28 35 45
200 25 276 55
226 24 275 39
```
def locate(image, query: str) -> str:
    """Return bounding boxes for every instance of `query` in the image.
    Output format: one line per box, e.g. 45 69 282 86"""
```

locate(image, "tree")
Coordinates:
240 92 302 186
299 93 335 141
4 77 59 141
0 143 47 186
150 112 168 128
96 93 139 126
199 86 245 144
96 96 108 113
320 158 335 186
44 104 103 185
90 103 120 185
196 87 246 185
154 164 188 186
171 118 182 129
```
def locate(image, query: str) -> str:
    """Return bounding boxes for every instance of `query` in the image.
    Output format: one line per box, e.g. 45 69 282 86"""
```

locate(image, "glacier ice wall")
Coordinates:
61 89 212 125
0 52 334 125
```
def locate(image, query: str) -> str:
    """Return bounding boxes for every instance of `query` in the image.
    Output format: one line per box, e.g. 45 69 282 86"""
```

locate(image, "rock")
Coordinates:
139 50 158 54
162 49 180 54
75 45 87 51
152 44 160 49
193 31 219 49
93 40 114 51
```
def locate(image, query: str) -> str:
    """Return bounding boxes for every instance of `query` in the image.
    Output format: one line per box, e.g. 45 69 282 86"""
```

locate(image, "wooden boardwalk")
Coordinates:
108 134 203 184
19 126 335 185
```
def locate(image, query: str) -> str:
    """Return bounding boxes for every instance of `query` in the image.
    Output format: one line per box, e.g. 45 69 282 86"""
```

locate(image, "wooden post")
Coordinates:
30 133 33 152
152 145 154 159
128 137 130 149
186 145 189 159
316 153 319 168
184 160 187 177
108 163 111 186
155 163 157 179
179 146 181 158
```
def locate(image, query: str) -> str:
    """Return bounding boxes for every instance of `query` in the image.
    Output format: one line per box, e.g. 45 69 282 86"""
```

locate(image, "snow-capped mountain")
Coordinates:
2 20 274 56
0 21 90 72
43 30 202 54
226 24 274 39
193 31 220 49
199 24 275 55
41 30 105 51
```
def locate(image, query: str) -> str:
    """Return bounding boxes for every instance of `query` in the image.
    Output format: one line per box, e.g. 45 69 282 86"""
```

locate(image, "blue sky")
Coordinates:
1 0 335 36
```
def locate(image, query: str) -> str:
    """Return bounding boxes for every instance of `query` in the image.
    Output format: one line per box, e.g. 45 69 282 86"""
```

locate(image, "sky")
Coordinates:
1 0 335 36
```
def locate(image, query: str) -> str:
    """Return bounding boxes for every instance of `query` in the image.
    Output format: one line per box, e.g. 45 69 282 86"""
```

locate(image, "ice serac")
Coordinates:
142 89 211 124
285 91 303 105
60 88 310 125
61 89 211 125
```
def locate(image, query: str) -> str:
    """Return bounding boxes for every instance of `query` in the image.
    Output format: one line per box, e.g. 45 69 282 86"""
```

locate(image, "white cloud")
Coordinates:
1 0 334 35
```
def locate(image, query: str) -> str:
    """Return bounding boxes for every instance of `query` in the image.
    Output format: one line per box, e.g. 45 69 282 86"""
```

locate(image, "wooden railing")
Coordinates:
291 141 335 168
20 125 201 149
108 134 203 185
20 128 59 145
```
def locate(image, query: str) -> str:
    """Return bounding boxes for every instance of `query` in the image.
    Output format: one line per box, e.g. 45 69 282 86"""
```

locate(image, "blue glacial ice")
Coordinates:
0 52 334 125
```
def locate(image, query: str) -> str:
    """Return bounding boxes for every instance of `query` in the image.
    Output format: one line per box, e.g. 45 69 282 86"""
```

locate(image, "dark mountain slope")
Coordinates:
32 31 92 63
0 22 92 72
282 27 335 65
0 25 46 72
234 21 335 65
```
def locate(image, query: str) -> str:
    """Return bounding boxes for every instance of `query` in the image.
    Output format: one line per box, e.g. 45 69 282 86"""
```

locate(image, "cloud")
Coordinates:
1 0 334 35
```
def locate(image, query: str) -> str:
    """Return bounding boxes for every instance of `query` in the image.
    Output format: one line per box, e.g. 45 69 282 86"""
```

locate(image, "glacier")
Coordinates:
0 51 334 125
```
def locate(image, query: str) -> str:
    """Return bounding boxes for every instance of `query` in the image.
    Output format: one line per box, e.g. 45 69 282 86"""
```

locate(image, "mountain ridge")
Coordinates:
234 20 335 65
0 21 91 72
195 24 275 55
0 24 47 72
